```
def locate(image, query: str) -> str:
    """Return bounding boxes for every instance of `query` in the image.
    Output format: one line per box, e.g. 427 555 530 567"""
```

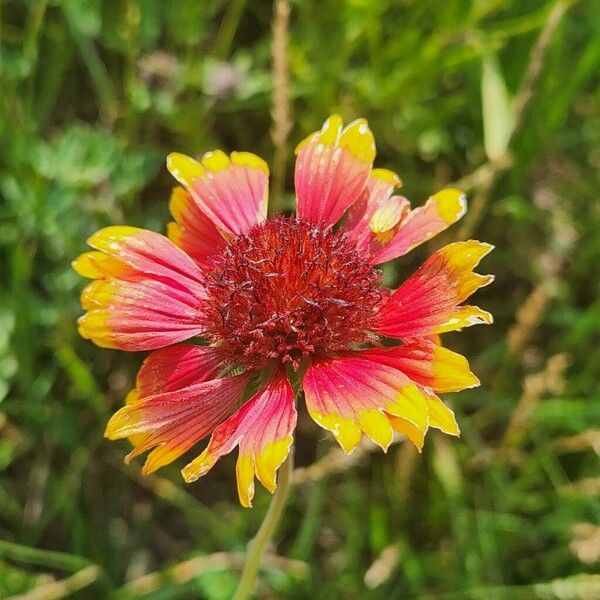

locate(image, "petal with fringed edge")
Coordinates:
182 375 296 508
80 226 205 286
73 227 206 351
303 351 434 454
386 415 427 451
167 150 269 237
365 341 480 393
425 391 461 436
115 345 226 468
386 388 460 451
167 186 226 268
375 240 494 339
369 189 467 264
295 115 376 227
105 347 246 475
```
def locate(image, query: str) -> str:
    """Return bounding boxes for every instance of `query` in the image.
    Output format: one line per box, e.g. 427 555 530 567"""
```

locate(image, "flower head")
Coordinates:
74 115 493 507
202 216 384 370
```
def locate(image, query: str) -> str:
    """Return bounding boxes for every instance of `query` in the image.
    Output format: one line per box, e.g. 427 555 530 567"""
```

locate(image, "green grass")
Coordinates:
1 0 599 598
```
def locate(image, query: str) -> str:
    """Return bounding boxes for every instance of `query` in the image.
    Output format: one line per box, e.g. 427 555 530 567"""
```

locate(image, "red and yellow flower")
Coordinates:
74 115 493 507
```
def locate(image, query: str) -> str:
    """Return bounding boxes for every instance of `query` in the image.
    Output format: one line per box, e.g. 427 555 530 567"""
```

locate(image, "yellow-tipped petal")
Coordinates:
143 446 184 475
228 152 272 219
318 114 344 145
104 404 138 440
125 389 139 405
294 134 315 154
295 114 343 153
427 395 460 436
201 149 230 172
74 251 130 280
435 306 494 334
386 384 429 430
80 280 109 310
122 389 146 447
458 273 495 299
231 151 269 174
430 188 468 223
168 186 189 222
254 436 292 493
86 225 142 252
370 199 406 235
72 252 104 278
166 221 183 246
389 417 426 452
358 410 394 451
181 449 218 483
340 118 376 162
442 240 495 272
432 346 480 392
77 311 116 348
167 152 204 189
371 168 403 188
311 411 362 453
236 453 256 508
335 419 362 453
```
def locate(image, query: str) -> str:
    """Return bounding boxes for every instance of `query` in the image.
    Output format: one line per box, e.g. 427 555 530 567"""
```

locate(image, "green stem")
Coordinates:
0 539 91 572
212 0 247 61
233 451 293 600
61 4 118 122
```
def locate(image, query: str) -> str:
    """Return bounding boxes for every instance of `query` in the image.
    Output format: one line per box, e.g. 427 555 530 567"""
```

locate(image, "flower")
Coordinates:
74 115 493 507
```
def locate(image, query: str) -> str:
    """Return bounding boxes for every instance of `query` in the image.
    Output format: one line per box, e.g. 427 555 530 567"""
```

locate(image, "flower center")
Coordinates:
202 217 385 369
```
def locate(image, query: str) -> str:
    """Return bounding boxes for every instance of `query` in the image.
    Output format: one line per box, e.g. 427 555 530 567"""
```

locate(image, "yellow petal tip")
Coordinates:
370 199 406 235
201 149 230 172
371 168 402 188
319 114 344 145
431 188 468 223
230 151 269 174
181 451 215 483
340 118 376 163
358 410 394 451
167 152 204 188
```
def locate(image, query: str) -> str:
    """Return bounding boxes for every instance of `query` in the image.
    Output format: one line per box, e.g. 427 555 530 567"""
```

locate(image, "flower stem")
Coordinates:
233 451 293 600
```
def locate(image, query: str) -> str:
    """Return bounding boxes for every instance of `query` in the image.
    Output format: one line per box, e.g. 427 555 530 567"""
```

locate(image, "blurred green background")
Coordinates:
1 0 599 598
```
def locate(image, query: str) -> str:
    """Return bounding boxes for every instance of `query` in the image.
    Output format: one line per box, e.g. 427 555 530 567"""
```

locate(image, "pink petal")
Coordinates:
136 345 225 396
85 226 204 287
343 168 406 252
74 227 206 350
167 186 226 268
364 341 480 393
369 189 468 264
303 352 432 453
182 375 297 508
167 150 269 236
295 115 376 227
105 349 247 475
375 241 494 339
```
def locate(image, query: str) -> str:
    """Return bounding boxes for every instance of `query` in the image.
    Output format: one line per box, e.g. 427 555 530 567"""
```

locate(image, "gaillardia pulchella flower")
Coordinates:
74 115 493 507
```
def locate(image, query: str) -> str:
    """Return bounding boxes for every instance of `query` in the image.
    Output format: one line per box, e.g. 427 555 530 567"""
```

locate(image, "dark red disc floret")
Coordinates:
202 217 386 370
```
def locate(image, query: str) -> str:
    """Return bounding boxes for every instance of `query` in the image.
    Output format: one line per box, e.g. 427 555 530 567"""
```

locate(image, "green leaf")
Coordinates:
31 124 119 188
60 0 101 37
481 50 515 161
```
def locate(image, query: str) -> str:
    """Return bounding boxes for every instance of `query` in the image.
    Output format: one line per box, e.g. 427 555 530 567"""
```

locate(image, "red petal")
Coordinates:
295 115 375 227
182 375 296 508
